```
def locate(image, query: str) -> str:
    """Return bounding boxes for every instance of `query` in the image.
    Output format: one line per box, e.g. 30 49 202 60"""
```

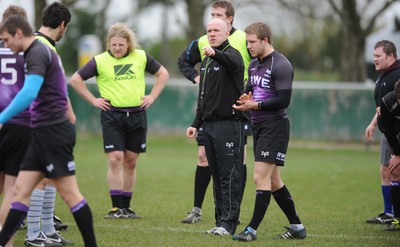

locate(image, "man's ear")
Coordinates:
60 21 65 29
263 37 269 45
227 16 233 26
15 28 23 38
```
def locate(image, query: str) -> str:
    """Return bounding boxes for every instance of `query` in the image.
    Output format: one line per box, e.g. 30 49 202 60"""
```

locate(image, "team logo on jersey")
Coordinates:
114 64 136 80
105 144 114 149
226 142 234 148
213 66 220 72
68 161 76 172
276 152 286 161
47 163 54 173
265 68 272 77
261 151 269 157
251 75 270 88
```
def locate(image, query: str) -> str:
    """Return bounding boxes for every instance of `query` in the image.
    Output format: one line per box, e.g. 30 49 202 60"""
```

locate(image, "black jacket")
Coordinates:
381 91 400 155
191 40 247 129
177 28 245 84
374 60 400 132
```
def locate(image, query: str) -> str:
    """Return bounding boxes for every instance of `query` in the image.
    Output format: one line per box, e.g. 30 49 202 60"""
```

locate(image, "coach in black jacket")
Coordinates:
380 80 400 231
187 18 247 236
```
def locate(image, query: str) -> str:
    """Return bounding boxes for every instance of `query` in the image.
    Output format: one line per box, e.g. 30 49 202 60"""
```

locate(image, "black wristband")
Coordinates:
258 101 262 110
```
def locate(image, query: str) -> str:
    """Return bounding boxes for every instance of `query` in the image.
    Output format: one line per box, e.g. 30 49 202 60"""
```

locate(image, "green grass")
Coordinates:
12 134 396 246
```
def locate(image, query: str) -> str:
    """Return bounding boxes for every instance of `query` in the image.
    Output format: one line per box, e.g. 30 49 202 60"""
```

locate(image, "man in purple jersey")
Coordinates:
0 7 31 247
23 3 74 246
232 22 306 242
0 15 97 247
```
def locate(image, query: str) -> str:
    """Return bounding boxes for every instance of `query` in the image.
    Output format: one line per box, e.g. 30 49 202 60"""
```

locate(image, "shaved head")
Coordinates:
208 18 228 33
207 18 229 47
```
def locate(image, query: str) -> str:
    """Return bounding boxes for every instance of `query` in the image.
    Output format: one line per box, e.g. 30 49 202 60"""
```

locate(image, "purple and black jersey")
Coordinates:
248 51 293 123
25 40 68 128
0 44 30 127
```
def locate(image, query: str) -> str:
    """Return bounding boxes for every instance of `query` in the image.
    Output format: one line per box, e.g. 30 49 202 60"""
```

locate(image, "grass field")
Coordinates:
11 134 398 246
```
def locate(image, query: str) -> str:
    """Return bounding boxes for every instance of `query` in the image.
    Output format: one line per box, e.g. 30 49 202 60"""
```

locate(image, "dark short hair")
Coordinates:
0 15 33 37
245 22 273 45
41 2 71 29
212 0 235 18
374 40 397 59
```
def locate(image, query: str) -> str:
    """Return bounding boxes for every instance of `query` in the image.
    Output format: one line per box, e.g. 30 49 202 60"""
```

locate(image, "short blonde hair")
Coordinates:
2 5 27 22
245 22 273 45
107 22 139 54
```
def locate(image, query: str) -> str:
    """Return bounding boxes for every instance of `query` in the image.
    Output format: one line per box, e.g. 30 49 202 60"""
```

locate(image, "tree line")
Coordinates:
33 0 399 82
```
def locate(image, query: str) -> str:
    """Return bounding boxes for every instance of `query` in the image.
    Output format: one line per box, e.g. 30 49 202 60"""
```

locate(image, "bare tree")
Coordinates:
276 0 398 82
328 0 397 82
184 0 209 41
34 0 46 30
137 0 188 67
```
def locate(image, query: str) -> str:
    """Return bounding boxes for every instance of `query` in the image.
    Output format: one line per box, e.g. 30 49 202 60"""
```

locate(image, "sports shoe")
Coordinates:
104 207 123 219
366 212 393 224
274 226 307 239
384 218 400 231
212 227 230 236
45 231 74 245
232 226 257 241
206 227 219 234
181 209 202 223
53 215 68 231
25 231 63 247
121 208 141 219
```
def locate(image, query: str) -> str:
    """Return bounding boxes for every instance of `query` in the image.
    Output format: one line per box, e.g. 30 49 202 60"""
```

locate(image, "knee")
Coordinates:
391 169 400 180
253 173 264 186
57 190 82 208
381 166 391 182
12 181 29 200
198 147 208 166
198 155 208 166
271 179 284 191
108 155 123 169
124 159 137 171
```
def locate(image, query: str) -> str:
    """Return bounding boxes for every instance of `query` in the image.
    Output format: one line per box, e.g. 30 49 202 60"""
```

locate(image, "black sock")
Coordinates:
109 190 122 208
391 180 400 218
71 200 97 247
240 164 247 205
0 202 28 246
248 190 271 230
121 192 132 209
273 185 302 224
193 165 211 209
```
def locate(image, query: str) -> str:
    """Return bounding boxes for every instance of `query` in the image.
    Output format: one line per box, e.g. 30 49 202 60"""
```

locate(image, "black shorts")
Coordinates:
21 121 76 178
196 121 252 146
0 124 31 176
195 126 205 146
243 120 252 137
101 110 147 153
253 117 290 166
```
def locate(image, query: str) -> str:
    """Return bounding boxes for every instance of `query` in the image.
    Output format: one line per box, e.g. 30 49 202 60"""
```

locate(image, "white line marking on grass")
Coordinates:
302 233 398 241
94 223 206 233
69 222 400 241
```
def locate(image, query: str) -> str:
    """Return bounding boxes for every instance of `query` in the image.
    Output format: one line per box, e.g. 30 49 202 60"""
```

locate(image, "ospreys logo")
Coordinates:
114 64 136 80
